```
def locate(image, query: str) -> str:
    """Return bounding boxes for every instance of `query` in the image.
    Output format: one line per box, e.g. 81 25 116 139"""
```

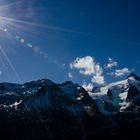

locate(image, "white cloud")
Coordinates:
91 63 105 85
95 64 103 75
68 72 73 79
70 56 95 75
82 82 93 91
91 75 105 85
115 68 130 77
105 57 118 69
70 56 105 85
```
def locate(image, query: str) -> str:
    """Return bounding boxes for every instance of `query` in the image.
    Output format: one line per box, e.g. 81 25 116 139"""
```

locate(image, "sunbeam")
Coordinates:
0 15 140 47
0 1 22 10
0 16 92 36
0 46 21 82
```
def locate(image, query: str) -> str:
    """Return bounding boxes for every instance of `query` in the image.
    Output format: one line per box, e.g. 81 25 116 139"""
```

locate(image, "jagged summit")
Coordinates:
89 73 140 115
0 78 98 114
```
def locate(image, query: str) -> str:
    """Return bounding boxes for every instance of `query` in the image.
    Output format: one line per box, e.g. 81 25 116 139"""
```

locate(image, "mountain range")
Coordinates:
0 73 140 140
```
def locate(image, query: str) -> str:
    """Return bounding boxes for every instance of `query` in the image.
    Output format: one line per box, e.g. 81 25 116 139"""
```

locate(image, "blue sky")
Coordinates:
0 0 139 87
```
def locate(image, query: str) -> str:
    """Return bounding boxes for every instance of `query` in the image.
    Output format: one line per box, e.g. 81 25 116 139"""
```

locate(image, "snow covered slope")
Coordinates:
89 73 140 115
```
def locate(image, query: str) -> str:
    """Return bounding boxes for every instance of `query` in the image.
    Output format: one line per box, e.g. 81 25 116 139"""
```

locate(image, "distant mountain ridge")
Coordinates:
89 73 140 115
0 73 140 140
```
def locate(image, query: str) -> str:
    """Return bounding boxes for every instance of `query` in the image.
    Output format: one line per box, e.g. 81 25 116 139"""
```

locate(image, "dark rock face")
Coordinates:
127 85 140 101
0 76 140 140
0 109 85 140
0 79 105 140
113 111 140 140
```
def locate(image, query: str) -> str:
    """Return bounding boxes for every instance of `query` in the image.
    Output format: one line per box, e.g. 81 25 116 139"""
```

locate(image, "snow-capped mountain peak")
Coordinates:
89 73 140 115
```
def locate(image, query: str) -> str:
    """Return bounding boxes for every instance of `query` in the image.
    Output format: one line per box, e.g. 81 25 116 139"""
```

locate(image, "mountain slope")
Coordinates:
0 74 140 140
89 73 140 115
0 79 105 140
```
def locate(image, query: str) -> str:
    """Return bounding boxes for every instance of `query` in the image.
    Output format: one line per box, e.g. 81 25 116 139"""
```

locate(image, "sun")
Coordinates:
0 1 19 30
0 1 50 83
0 1 89 83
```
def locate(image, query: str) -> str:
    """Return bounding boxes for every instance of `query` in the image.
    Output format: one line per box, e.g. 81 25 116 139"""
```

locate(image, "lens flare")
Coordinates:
0 1 88 82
